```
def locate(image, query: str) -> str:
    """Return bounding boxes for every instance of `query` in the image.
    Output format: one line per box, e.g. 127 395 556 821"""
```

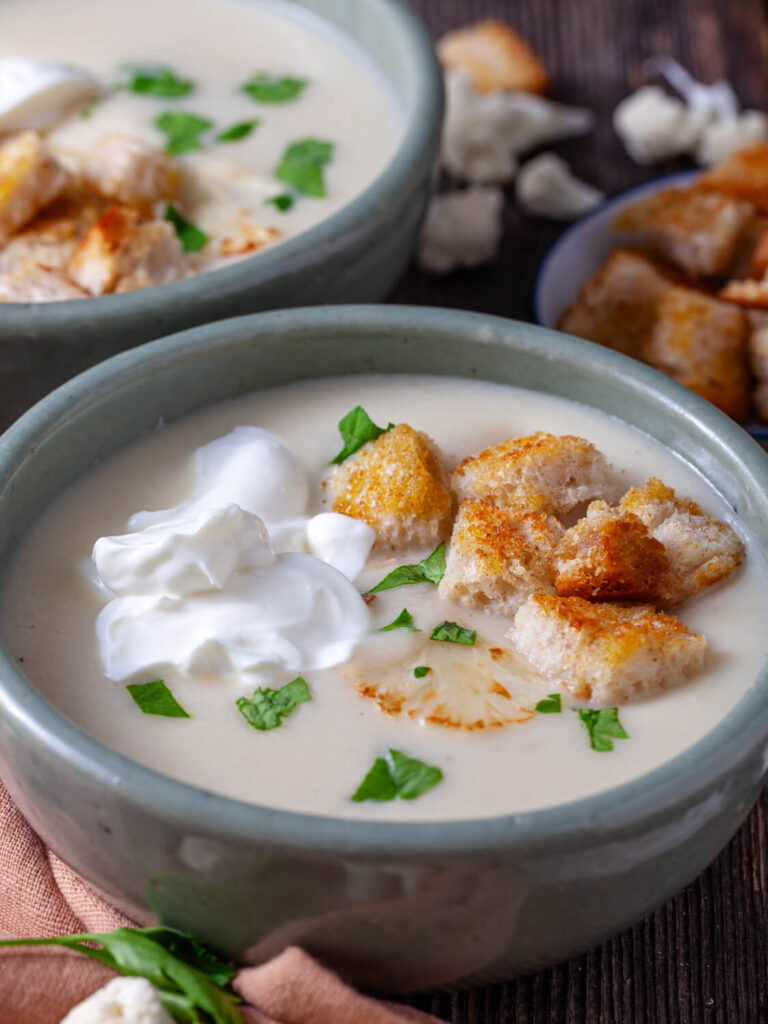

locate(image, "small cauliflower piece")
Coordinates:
450 431 610 517
439 498 562 614
83 133 180 211
67 205 186 296
554 500 673 603
0 130 68 244
516 153 604 220
619 478 745 602
696 110 768 167
417 186 504 273
328 423 453 551
509 593 707 703
437 20 549 95
697 142 768 212
0 265 86 302
60 976 174 1024
613 86 702 165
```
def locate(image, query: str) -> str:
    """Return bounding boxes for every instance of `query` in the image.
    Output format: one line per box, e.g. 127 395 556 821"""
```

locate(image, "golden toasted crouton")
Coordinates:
450 431 610 517
615 187 755 278
558 249 670 358
83 134 180 212
67 206 186 296
697 143 768 211
619 479 744 602
328 423 453 551
437 20 549 95
439 499 562 613
719 273 768 310
722 214 768 280
508 594 707 703
218 215 279 256
641 286 750 420
0 266 86 302
749 226 768 279
554 500 673 603
0 131 68 245
0 185 104 275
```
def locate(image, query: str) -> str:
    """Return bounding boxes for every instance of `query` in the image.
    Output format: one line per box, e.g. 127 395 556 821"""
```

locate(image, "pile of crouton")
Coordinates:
561 143 768 422
328 425 744 709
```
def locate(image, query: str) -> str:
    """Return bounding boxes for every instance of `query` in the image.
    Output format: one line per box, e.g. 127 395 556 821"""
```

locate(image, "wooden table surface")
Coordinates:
394 1 768 1022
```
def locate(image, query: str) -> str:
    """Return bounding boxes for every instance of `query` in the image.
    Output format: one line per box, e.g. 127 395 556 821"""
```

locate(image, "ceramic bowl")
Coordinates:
0 0 443 429
1 306 767 992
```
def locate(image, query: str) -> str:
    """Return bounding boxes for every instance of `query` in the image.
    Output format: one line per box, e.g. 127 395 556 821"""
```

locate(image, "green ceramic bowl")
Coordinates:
0 0 443 429
1 306 767 992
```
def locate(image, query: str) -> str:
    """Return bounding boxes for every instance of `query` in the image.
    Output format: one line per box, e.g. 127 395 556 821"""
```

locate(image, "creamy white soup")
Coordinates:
2 375 766 821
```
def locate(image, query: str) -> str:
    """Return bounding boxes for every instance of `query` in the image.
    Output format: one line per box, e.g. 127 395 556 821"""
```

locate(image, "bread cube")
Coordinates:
0 131 68 245
437 20 549 95
508 594 707 703
749 326 768 379
0 266 86 303
450 431 610 517
328 423 453 551
83 134 180 211
697 142 768 211
719 273 768 310
439 498 562 613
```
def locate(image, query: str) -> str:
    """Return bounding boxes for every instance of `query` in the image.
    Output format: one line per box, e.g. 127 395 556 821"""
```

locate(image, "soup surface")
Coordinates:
2 375 766 821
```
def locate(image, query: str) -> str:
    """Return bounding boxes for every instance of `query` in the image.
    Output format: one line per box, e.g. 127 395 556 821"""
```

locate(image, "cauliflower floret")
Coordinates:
437 19 549 95
417 186 504 273
83 133 180 211
0 130 68 244
696 110 768 167
613 86 702 165
515 152 604 220
60 976 174 1024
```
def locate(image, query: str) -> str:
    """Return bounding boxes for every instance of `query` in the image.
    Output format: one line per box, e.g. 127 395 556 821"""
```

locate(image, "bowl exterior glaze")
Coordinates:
1 307 768 992
0 0 443 429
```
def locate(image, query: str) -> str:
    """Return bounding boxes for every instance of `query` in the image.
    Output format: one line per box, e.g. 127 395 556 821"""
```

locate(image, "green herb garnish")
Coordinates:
352 749 442 802
216 119 259 143
276 138 333 198
236 677 311 731
331 405 391 464
379 608 420 633
0 927 242 1024
264 193 294 212
414 665 431 678
366 542 446 595
165 204 209 253
577 707 628 752
120 65 194 98
430 620 477 645
535 693 562 714
242 72 308 103
155 111 212 155
126 680 190 718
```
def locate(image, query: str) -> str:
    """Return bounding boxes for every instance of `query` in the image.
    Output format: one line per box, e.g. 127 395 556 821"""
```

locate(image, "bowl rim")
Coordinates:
1 304 768 856
0 0 443 325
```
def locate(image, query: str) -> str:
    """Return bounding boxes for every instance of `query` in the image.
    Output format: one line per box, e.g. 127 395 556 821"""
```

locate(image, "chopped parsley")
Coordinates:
430 620 477 645
155 111 212 155
379 608 420 633
236 677 311 731
366 542 446 594
577 707 628 752
120 64 194 98
216 119 259 143
276 138 333 198
535 693 562 714
242 72 308 103
331 405 392 464
165 204 209 253
126 680 190 718
264 193 294 212
352 749 442 802
413 665 431 678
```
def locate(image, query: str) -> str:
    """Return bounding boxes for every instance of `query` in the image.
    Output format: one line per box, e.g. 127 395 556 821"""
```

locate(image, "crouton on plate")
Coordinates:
0 131 68 245
509 594 707 704
697 142 768 211
83 133 180 211
437 20 549 95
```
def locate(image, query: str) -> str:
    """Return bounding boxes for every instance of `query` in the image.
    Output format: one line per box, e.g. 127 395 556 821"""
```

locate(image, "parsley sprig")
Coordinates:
276 138 334 198
430 620 476 645
366 542 446 595
535 693 562 714
331 405 392 464
236 677 311 731
352 749 442 802
127 679 190 718
577 707 628 751
379 608 420 633
242 72 308 103
155 111 212 155
165 205 209 253
120 64 194 98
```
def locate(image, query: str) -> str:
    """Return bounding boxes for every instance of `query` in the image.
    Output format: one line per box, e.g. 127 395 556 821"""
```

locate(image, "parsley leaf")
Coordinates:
236 677 311 731
276 138 333 198
366 542 446 594
352 749 442 802
379 608 420 633
414 665 431 678
242 72 308 103
216 119 259 143
430 620 476 645
155 111 212 155
535 693 562 714
331 405 391 464
577 707 629 752
165 204 209 253
0 927 242 1024
120 64 195 98
126 680 190 718
264 193 294 212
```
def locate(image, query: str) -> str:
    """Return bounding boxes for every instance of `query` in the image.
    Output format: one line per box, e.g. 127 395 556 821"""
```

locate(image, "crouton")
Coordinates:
450 431 610 517
437 20 549 95
749 226 768 279
719 272 768 310
722 214 768 280
641 286 751 420
558 249 670 359
614 187 755 278
83 134 180 212
0 186 104 275
328 423 453 551
508 594 707 703
749 325 768 379
218 215 279 256
0 266 86 302
696 142 768 211
67 206 186 296
0 131 68 245
439 499 562 613
619 479 744 602
554 500 674 603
